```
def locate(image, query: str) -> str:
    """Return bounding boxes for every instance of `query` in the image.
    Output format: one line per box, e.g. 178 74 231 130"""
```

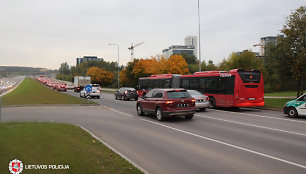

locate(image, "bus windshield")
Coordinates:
238 70 261 83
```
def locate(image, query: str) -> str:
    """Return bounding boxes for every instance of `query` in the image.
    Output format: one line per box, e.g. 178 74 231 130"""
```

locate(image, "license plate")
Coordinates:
248 98 255 101
177 103 188 107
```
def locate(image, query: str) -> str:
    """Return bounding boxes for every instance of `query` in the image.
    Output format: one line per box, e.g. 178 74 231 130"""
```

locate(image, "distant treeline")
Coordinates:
0 66 57 77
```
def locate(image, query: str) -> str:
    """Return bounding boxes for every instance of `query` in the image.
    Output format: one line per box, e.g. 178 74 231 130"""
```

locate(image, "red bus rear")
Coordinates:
180 69 264 108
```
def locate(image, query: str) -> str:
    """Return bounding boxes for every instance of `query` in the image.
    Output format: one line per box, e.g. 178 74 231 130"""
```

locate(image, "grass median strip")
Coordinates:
0 122 142 174
1 78 95 105
262 98 294 110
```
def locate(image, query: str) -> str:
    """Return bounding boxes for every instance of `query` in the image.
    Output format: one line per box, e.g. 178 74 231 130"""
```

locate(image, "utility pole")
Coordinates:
198 0 202 72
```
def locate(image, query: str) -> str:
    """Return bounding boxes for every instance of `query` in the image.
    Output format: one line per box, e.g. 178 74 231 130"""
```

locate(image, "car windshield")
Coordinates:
125 88 135 91
188 90 203 96
167 91 191 99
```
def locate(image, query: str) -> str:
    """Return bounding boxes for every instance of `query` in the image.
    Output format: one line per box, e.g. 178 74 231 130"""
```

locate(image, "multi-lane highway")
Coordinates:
2 90 306 174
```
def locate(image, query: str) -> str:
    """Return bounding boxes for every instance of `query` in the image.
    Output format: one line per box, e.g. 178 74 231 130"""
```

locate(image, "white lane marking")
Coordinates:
141 118 306 169
107 107 134 118
78 125 149 174
213 109 306 124
196 114 306 137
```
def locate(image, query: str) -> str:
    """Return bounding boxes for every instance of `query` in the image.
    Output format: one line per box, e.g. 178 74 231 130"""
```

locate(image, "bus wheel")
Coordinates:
209 97 216 108
288 107 298 118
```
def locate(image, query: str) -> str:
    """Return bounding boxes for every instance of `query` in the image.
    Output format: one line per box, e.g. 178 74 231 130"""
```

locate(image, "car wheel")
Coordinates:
80 93 82 98
135 97 138 101
199 108 206 112
156 107 165 121
122 95 125 101
185 114 194 120
115 95 118 100
209 97 216 109
137 104 144 116
288 107 298 118
97 96 100 99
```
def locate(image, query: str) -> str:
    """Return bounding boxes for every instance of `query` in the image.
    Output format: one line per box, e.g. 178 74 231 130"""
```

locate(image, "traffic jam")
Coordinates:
35 68 306 121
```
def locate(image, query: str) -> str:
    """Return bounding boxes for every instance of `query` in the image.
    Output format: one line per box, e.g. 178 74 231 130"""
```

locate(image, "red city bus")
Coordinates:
138 69 264 108
137 74 181 97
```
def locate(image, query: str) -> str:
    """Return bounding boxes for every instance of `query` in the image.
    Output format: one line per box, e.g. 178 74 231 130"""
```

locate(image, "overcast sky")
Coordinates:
0 0 304 69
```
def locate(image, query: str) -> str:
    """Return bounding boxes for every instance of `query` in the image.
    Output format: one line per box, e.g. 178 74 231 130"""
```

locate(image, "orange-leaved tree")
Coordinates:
87 67 114 86
165 55 189 74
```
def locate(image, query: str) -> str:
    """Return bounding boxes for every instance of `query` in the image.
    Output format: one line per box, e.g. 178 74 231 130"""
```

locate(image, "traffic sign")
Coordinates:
85 85 92 92
86 93 91 100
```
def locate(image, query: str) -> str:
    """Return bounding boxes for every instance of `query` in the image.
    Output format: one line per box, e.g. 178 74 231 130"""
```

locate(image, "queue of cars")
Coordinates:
35 76 68 92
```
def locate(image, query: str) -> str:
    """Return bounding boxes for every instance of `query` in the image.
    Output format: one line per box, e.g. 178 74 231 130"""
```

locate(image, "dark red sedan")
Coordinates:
136 88 196 121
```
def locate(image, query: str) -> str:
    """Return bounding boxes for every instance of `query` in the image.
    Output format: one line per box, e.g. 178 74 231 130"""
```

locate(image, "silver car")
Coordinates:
187 90 210 111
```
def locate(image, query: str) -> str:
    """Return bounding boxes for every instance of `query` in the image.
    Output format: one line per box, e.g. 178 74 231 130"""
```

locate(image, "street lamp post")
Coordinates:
108 43 120 89
198 0 201 72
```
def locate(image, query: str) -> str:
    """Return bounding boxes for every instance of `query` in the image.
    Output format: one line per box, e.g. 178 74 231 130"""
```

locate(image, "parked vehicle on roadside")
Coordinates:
80 84 101 99
136 88 196 121
187 90 210 111
283 93 306 118
115 87 138 101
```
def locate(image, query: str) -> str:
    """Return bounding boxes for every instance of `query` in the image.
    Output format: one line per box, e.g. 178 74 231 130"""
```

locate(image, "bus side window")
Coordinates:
162 79 171 88
200 78 206 93
190 78 200 91
206 78 217 93
181 79 189 89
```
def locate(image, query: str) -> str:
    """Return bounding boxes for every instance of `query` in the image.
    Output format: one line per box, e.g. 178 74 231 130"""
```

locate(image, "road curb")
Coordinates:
253 107 282 111
78 125 149 174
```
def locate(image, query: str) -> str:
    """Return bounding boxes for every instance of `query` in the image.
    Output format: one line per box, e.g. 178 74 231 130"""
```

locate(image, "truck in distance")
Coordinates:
74 76 91 92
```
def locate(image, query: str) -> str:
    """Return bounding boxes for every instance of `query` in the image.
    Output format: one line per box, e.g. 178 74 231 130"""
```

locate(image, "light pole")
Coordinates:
108 43 120 89
198 0 202 72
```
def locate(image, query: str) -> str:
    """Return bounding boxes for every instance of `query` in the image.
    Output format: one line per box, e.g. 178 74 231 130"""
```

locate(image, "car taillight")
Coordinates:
125 91 128 94
206 97 209 101
166 101 174 104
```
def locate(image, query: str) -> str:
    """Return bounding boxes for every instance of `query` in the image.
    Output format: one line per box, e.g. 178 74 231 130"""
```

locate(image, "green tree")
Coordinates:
281 6 306 96
201 60 218 71
220 50 265 71
59 62 70 75
179 52 197 64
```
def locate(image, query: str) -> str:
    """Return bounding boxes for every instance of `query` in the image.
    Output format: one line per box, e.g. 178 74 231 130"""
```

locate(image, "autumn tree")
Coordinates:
87 67 114 86
281 6 306 96
165 55 189 74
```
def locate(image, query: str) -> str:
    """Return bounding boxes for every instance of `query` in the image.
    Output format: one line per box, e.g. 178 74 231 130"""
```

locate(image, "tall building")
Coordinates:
162 36 197 59
256 35 284 56
76 56 103 65
184 36 198 57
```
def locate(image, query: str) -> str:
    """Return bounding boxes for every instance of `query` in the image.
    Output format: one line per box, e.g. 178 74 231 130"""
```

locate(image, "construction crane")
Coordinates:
253 43 264 56
128 41 144 60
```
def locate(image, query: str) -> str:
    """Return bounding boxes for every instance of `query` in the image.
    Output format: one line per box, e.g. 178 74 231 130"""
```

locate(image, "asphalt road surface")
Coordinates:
2 90 306 174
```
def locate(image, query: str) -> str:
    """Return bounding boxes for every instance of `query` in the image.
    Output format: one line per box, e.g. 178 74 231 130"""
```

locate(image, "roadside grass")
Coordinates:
0 122 142 174
101 90 116 94
1 78 95 105
265 91 297 97
262 98 295 110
